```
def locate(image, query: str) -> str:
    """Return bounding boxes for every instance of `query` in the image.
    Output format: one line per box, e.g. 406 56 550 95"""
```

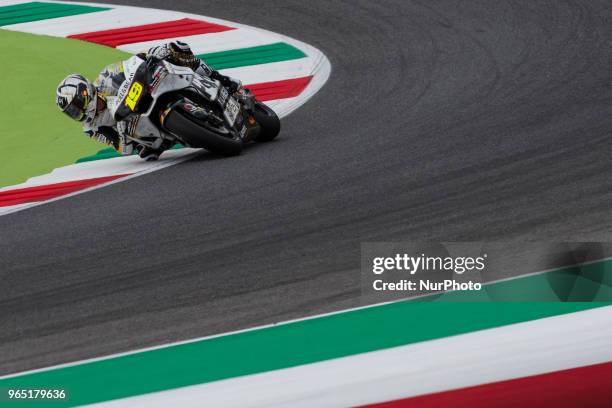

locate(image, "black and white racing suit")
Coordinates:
82 42 242 157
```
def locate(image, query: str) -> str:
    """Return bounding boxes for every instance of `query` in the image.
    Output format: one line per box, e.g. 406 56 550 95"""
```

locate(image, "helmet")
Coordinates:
149 41 199 70
56 74 96 122
168 41 199 70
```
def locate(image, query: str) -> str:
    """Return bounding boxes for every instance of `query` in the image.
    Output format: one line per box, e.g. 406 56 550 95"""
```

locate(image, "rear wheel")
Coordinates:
163 109 242 156
252 102 281 142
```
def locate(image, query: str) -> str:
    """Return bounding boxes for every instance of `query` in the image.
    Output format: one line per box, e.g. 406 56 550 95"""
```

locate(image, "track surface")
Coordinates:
1 0 612 374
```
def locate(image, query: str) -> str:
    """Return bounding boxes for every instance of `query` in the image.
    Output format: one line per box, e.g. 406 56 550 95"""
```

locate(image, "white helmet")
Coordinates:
56 74 96 122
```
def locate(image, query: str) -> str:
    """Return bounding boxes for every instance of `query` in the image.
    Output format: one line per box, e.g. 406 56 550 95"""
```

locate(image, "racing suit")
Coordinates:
83 41 242 159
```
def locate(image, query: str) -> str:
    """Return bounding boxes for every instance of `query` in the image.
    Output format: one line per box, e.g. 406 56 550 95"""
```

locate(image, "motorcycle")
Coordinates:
108 55 280 156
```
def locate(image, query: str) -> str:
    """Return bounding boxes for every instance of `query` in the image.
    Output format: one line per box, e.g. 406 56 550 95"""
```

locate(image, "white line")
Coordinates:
0 149 203 217
221 57 320 85
117 29 277 55
2 8 188 36
0 148 204 191
87 306 612 407
0 0 32 6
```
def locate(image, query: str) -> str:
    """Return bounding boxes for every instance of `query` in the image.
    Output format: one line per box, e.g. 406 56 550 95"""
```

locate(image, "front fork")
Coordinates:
234 89 261 142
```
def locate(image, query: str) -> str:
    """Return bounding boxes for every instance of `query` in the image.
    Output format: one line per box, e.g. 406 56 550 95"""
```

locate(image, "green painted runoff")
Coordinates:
0 29 128 188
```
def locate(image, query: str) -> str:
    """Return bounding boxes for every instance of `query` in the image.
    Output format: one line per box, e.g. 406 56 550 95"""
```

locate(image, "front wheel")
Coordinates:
163 109 242 156
252 102 281 142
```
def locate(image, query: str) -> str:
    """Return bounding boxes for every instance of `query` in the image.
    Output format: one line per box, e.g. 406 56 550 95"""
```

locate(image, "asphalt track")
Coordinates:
1 0 612 375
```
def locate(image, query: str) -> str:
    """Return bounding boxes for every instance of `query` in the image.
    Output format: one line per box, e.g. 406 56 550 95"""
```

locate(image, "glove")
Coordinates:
147 44 172 61
210 70 242 93
228 77 243 94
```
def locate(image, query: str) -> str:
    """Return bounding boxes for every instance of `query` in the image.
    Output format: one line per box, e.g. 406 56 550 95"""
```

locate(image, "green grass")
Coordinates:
0 29 129 188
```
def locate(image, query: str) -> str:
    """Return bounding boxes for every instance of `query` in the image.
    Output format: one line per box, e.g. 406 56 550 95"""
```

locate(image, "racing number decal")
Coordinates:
125 82 143 111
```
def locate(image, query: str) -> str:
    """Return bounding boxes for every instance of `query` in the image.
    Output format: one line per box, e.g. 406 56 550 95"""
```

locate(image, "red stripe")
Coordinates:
68 18 234 47
359 361 612 408
0 174 130 207
246 76 313 101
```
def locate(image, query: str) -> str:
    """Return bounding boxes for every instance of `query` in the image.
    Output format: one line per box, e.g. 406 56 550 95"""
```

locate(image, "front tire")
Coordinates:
164 109 242 156
252 102 281 142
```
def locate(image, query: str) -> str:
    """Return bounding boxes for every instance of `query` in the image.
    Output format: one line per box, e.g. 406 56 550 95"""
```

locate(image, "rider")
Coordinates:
55 41 243 161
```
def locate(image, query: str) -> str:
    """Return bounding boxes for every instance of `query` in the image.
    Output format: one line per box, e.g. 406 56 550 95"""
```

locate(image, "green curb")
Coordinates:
75 144 185 163
0 302 606 407
1 259 610 407
197 42 306 70
0 2 109 26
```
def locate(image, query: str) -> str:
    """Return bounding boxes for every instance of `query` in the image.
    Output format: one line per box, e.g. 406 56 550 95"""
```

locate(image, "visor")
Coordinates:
63 101 86 121
62 88 91 122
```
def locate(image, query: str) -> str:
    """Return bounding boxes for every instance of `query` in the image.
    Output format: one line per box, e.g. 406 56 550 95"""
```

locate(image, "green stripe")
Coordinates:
197 42 306 70
1 303 607 406
75 144 185 163
1 260 610 406
75 148 120 163
434 258 612 302
0 2 109 26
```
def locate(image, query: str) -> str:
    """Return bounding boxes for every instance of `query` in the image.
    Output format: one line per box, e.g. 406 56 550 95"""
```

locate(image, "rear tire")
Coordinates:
164 109 242 156
252 102 281 142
